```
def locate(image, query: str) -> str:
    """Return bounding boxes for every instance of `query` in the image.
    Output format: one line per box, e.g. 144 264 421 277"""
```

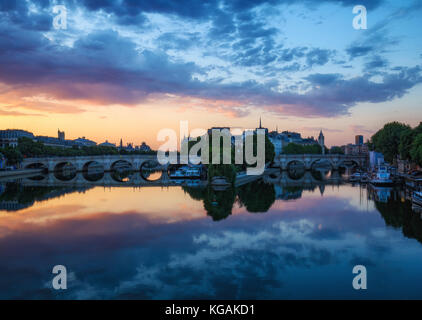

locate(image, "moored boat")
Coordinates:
169 166 201 179
360 173 369 183
211 176 230 186
413 191 422 207
370 165 393 186
349 172 361 182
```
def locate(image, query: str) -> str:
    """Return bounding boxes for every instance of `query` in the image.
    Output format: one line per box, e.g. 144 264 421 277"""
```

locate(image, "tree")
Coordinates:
0 147 23 165
399 122 422 160
371 122 410 163
399 127 414 160
330 146 344 155
410 133 422 166
282 143 322 154
238 180 275 213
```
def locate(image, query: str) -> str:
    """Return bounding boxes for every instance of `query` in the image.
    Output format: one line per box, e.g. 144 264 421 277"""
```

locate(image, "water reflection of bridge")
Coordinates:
273 154 367 170
263 169 344 187
21 155 162 172
17 168 347 189
19 171 182 188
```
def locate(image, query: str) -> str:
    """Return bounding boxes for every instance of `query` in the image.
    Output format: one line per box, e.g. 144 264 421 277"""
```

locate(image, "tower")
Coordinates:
256 116 268 135
58 129 65 141
318 130 325 155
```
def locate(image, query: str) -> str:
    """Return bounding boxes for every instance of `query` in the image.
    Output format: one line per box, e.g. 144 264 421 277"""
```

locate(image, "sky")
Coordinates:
0 0 422 148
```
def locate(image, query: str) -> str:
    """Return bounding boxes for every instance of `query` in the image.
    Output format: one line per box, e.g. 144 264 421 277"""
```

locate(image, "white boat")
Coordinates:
360 173 369 183
413 191 422 207
170 166 201 179
349 172 361 182
370 165 393 186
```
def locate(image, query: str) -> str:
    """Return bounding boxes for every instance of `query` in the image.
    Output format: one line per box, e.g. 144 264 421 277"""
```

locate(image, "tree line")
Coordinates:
0 137 156 166
370 121 422 165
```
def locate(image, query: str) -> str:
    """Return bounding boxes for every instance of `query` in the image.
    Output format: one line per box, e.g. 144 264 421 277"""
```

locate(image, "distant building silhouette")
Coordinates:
58 129 65 141
318 130 325 154
355 135 363 145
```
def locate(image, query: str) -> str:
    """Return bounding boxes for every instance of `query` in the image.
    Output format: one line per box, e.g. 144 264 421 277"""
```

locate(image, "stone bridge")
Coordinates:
273 154 367 170
263 169 344 187
19 171 183 188
21 154 163 172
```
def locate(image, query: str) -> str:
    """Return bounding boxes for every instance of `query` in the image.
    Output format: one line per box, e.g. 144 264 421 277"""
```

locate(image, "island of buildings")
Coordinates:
0 120 381 171
0 129 151 153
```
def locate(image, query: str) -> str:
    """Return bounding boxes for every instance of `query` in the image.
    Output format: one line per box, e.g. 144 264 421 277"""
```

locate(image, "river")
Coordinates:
0 169 421 299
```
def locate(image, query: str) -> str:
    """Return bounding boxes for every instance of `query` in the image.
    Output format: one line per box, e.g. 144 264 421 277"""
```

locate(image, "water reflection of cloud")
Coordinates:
1 186 422 299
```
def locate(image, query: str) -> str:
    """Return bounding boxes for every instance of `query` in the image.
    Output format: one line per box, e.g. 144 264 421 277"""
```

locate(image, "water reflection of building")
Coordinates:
0 201 31 211
274 184 303 200
0 183 94 212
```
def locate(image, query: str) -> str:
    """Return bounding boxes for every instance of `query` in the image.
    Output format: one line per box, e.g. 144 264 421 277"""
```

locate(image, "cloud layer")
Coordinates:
0 0 421 118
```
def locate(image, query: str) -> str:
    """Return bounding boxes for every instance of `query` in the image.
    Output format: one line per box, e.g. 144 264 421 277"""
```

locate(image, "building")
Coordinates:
0 129 35 148
318 130 325 154
0 153 5 169
73 137 97 147
355 135 364 145
99 140 116 148
35 136 75 148
397 158 420 173
299 137 318 146
268 129 319 155
369 151 385 168
58 129 65 141
344 143 369 155
139 142 151 152
268 134 283 155
207 127 231 136
255 117 268 135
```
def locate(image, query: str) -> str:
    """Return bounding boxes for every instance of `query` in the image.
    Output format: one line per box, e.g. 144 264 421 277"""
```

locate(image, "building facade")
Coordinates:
355 135 364 145
0 130 35 148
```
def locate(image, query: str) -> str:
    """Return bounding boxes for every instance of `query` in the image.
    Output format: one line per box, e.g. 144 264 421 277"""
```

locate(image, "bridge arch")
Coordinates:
309 158 332 170
110 160 133 171
82 160 104 172
24 162 48 171
337 159 360 169
53 161 77 181
286 159 305 170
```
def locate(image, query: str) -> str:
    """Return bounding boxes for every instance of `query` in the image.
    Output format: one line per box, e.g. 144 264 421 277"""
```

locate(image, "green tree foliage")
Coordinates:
410 133 422 166
370 122 410 162
203 187 236 221
282 143 322 154
399 122 422 161
0 147 23 165
237 180 275 213
6 137 156 160
208 164 237 185
399 127 415 160
329 146 344 154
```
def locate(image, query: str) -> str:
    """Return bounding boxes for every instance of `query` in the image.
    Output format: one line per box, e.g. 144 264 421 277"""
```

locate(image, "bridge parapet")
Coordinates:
274 154 367 170
22 154 160 172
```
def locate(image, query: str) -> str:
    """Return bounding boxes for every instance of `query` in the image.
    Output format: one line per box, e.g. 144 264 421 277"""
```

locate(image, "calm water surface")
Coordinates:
1 171 422 299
